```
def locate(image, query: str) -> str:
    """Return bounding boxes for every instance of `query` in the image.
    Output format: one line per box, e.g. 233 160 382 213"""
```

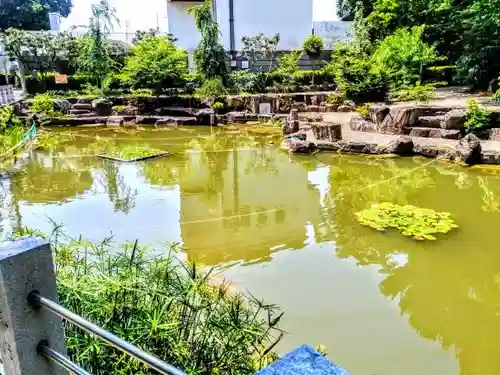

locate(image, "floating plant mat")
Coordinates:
356 202 458 240
96 145 169 163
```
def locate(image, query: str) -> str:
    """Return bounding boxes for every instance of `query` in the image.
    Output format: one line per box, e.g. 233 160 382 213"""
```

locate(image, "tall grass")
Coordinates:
17 226 283 375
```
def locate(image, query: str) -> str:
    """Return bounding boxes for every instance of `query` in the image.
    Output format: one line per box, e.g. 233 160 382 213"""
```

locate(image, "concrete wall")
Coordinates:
168 0 313 52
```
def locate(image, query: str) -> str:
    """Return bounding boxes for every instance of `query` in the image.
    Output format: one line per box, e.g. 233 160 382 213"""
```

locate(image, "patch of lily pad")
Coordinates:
96 145 169 163
356 202 458 240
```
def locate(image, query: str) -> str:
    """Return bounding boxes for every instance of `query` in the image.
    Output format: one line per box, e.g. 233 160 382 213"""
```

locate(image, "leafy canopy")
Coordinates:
0 0 72 30
121 35 188 93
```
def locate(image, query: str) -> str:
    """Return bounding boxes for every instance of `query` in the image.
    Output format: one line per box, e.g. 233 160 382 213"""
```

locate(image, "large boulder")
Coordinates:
311 123 342 141
428 129 461 139
349 116 377 132
337 104 353 112
92 98 113 116
73 103 93 111
384 136 414 155
369 104 390 125
380 106 454 134
441 109 466 129
456 133 482 165
195 108 215 125
409 128 430 137
490 128 500 140
282 139 317 154
54 99 71 114
416 115 444 128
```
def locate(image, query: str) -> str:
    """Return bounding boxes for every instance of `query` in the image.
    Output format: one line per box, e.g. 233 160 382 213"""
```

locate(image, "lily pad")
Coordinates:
355 202 458 240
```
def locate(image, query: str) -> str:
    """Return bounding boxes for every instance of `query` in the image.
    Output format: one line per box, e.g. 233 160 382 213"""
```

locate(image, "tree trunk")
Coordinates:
17 58 27 94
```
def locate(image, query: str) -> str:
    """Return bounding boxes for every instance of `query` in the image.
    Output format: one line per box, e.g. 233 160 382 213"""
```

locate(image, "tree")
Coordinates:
132 28 177 45
0 28 75 92
121 35 188 94
188 0 228 83
0 0 72 31
240 33 280 72
76 0 120 88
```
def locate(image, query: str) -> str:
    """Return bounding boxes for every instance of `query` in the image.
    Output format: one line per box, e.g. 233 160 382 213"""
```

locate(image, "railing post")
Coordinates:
0 236 68 375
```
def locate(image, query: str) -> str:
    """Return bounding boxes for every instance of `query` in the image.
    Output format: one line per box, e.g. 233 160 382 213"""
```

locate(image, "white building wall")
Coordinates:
168 0 313 51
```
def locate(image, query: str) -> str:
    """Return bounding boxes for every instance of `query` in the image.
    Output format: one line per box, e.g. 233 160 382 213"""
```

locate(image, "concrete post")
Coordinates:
0 236 67 375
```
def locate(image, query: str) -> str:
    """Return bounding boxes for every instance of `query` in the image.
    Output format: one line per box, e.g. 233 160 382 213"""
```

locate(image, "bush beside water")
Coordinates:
17 227 283 375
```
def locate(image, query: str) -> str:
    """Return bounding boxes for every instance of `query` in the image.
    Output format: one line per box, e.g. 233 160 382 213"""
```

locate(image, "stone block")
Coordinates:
311 123 342 141
255 345 349 375
416 115 444 128
0 237 67 375
106 116 124 127
409 128 430 137
441 109 466 129
369 104 390 125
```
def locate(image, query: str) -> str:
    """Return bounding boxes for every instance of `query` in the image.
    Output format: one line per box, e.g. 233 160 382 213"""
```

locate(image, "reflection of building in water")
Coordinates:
179 149 323 266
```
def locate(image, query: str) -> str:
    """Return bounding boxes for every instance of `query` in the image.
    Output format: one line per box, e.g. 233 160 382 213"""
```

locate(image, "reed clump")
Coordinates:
17 227 283 375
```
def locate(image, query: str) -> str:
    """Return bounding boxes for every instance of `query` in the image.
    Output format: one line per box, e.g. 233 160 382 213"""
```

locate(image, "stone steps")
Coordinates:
406 127 461 139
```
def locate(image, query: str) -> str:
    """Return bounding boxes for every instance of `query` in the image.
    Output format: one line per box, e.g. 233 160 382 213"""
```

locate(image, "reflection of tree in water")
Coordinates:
327 157 500 375
11 152 94 204
94 160 138 214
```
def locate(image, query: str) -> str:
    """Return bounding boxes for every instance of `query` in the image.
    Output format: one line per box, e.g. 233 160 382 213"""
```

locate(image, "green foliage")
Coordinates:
112 105 127 113
269 51 303 92
356 202 458 240
230 71 266 93
183 73 204 94
189 0 228 83
0 0 72 30
356 103 371 118
212 102 225 110
390 82 436 102
464 99 491 133
240 33 280 72
25 73 90 94
372 26 439 87
195 78 228 101
0 106 24 158
302 35 324 57
324 42 389 102
30 94 62 117
25 227 283 375
120 35 188 94
325 93 345 106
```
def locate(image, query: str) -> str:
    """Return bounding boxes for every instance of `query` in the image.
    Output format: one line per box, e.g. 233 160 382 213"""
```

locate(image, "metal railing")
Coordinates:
27 291 188 375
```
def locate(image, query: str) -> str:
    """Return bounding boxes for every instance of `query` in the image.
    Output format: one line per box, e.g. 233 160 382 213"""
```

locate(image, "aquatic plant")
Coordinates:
356 202 458 240
15 226 283 375
99 145 167 161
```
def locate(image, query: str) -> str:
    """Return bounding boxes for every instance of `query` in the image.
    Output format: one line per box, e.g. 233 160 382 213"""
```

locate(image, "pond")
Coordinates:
2 126 500 375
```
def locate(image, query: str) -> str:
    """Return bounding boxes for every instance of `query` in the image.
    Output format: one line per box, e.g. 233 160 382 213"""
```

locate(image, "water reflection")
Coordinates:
4 128 500 374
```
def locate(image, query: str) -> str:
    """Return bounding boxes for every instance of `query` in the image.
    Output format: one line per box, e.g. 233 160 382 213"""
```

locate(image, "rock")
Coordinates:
324 103 338 112
283 120 299 136
369 104 390 125
385 136 414 155
69 109 92 115
124 105 139 115
310 95 318 106
293 102 307 111
409 128 430 137
311 123 342 141
306 105 323 112
481 152 500 165
442 109 466 129
284 132 307 141
456 133 482 165
428 129 461 139
73 103 93 111
54 99 71 114
336 140 383 154
287 140 317 154
92 98 113 116
490 128 500 140
135 116 161 125
380 106 454 134
349 116 377 132
156 116 197 126
290 109 299 121
195 108 215 125
106 116 124 127
413 143 440 158
416 115 444 128
337 105 353 112
77 98 93 104
225 111 259 124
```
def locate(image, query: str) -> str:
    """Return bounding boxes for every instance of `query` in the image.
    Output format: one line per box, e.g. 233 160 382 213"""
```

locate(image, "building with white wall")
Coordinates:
167 0 314 52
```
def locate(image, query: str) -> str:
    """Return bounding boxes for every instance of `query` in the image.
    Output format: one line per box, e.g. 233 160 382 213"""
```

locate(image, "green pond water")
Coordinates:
2 126 500 375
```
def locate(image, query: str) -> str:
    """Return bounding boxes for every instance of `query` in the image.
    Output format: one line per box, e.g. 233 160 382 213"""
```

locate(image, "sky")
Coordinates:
61 0 338 34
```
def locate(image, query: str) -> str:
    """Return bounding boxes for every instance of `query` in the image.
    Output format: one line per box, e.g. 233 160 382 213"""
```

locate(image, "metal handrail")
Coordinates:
38 341 91 375
28 291 188 375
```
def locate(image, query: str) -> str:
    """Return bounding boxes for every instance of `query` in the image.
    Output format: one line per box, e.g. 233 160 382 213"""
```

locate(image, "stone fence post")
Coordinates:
0 236 67 375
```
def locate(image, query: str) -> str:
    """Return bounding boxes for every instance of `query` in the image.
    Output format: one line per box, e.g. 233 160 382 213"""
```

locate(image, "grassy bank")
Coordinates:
17 227 283 375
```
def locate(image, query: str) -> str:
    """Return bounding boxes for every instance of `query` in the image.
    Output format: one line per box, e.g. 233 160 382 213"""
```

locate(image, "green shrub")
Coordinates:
302 35 324 58
195 78 228 100
16 227 283 375
390 82 436 102
464 98 491 133
121 35 188 94
112 105 127 113
230 70 266 93
356 103 371 118
212 102 225 111
325 93 344 106
183 73 204 94
324 43 389 102
30 94 62 117
26 73 90 94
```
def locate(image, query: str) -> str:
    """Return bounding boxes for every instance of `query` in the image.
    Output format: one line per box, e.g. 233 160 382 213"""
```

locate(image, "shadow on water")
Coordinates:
4 126 500 374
